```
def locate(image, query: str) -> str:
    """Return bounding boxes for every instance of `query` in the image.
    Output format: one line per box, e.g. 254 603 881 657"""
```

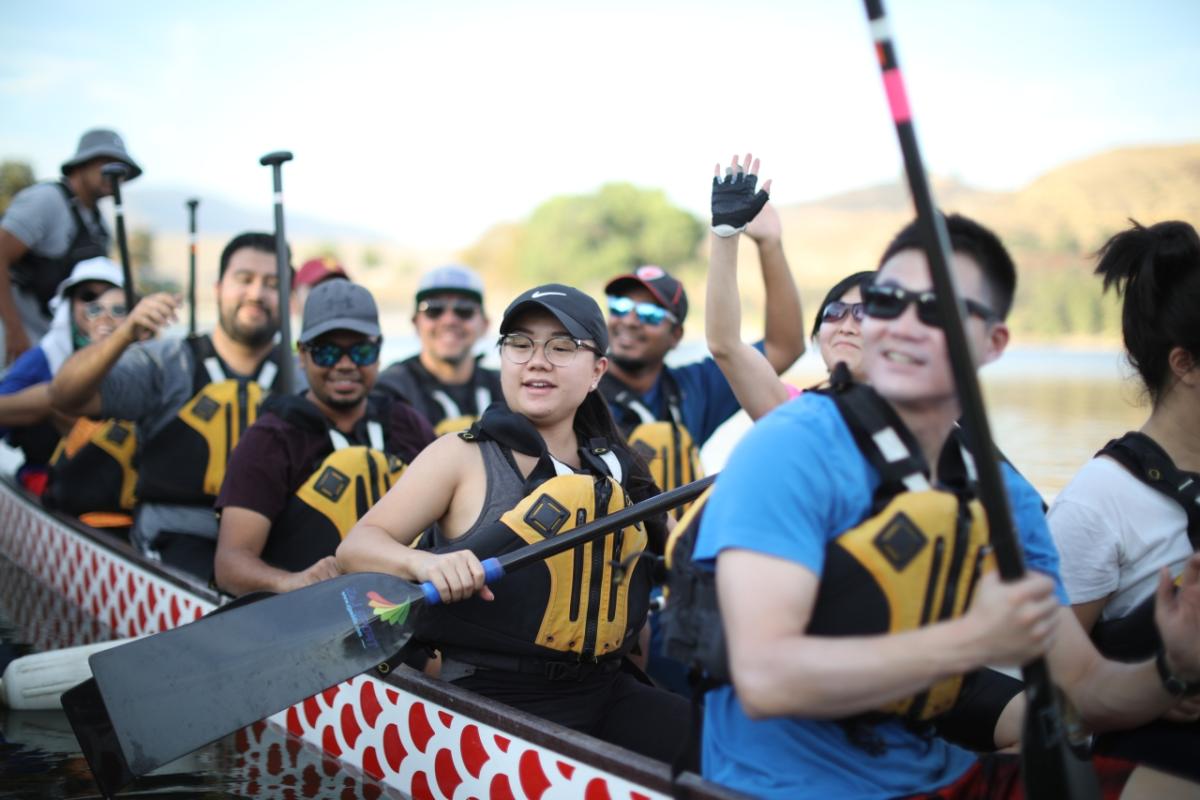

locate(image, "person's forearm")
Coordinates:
706 234 744 360
214 549 298 597
0 383 53 427
49 324 134 413
758 236 806 371
0 266 24 334
337 524 430 580
731 615 990 719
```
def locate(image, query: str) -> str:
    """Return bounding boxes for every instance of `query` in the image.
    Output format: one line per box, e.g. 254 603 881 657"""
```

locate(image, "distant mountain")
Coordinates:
120 186 391 242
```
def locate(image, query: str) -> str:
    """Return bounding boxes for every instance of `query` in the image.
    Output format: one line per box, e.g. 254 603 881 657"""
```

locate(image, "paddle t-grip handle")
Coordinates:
421 558 505 605
259 150 294 167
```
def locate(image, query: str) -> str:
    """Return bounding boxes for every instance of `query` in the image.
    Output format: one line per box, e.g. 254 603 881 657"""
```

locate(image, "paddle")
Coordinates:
64 474 714 797
860 3 1099 798
100 162 135 310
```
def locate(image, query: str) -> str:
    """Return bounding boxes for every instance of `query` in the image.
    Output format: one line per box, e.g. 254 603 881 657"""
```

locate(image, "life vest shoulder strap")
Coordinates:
599 371 685 427
1099 432 1200 549
184 334 283 394
822 380 933 496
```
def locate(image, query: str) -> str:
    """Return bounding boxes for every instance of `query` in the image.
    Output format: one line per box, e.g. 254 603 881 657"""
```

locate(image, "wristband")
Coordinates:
1155 647 1200 698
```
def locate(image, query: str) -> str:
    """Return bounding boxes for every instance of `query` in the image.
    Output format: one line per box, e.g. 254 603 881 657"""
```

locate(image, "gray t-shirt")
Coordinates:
2 182 109 339
2 181 107 259
100 337 216 550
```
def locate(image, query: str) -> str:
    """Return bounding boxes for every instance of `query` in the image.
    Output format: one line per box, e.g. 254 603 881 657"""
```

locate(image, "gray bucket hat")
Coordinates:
61 129 142 180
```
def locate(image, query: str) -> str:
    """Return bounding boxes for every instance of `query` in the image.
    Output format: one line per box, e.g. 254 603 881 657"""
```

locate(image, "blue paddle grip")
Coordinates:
420 558 505 606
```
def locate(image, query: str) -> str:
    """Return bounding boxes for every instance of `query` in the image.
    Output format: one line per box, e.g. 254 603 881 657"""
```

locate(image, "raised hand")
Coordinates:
123 292 180 342
712 152 772 238
744 201 783 246
1155 553 1200 685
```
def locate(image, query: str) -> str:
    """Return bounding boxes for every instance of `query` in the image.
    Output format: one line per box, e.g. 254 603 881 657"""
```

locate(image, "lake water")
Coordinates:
0 344 1147 797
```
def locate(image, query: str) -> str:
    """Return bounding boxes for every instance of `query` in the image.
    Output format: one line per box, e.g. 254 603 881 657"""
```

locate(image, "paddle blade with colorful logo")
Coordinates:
64 572 426 795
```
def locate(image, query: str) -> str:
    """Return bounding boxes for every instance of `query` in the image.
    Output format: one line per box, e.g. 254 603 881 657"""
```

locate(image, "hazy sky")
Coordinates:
4 1 1197 248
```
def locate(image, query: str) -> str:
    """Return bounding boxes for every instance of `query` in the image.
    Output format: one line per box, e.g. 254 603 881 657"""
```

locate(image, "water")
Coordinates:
0 345 1145 796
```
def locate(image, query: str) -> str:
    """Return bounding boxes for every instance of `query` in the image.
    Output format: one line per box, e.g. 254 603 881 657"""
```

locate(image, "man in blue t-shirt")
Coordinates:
695 214 1200 799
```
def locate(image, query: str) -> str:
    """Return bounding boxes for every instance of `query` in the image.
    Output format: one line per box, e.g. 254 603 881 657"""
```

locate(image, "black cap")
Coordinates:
604 265 688 323
501 284 609 352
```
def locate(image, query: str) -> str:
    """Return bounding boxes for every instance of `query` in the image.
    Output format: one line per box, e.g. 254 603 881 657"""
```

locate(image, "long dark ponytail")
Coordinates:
1095 220 1200 404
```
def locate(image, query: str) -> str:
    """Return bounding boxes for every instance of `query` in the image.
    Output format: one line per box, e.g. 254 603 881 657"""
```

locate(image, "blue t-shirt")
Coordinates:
0 345 52 438
610 341 764 447
693 392 1065 800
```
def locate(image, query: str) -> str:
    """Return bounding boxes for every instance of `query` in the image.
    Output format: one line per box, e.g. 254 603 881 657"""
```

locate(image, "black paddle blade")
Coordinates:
79 572 425 784
1020 670 1101 800
62 677 135 799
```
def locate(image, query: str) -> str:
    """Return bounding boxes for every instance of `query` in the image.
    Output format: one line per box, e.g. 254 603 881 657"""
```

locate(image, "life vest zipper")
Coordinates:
569 509 586 621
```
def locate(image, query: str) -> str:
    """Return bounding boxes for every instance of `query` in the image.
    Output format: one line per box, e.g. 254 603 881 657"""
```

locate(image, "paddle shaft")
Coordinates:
100 163 135 309
862 3 1098 798
259 151 295 395
186 198 199 335
422 473 717 604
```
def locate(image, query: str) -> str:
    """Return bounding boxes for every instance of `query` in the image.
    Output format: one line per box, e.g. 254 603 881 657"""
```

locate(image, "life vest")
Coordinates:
135 335 283 507
417 404 652 674
259 395 409 572
663 378 996 724
375 355 499 436
601 371 702 518
8 181 108 315
1088 432 1197 661
45 418 138 515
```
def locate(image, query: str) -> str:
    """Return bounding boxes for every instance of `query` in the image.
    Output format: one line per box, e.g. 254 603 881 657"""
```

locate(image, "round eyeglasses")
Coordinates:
499 333 603 367
82 301 128 321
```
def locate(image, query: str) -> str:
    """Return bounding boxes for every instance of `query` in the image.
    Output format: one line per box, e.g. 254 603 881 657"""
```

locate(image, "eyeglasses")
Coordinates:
499 333 602 367
607 296 677 326
303 339 382 368
821 301 865 324
82 301 128 321
418 299 480 321
862 284 996 328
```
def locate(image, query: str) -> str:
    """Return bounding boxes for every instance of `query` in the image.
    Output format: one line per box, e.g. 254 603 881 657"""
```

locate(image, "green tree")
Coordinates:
516 183 703 287
0 160 35 216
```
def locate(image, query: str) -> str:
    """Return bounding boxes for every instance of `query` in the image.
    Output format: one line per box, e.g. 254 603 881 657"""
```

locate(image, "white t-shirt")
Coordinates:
1047 454 1193 620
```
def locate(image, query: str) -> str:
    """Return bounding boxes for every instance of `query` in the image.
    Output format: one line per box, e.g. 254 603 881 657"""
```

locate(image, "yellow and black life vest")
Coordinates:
45 418 138 515
419 404 653 672
136 334 283 507
601 373 702 518
664 379 998 724
260 397 409 572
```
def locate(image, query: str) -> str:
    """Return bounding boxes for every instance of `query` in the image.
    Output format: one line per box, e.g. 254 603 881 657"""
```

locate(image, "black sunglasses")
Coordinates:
303 339 382 367
863 283 996 328
419 299 479 321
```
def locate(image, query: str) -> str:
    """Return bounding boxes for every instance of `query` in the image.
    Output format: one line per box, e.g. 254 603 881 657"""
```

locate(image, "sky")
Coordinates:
3 0 1198 250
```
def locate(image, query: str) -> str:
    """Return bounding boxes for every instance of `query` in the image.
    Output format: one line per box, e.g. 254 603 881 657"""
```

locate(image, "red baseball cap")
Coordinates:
295 257 349 289
604 265 688 323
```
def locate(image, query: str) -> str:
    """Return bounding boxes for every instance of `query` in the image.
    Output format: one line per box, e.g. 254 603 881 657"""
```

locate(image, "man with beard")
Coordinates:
50 232 291 578
213 281 434 596
376 264 501 436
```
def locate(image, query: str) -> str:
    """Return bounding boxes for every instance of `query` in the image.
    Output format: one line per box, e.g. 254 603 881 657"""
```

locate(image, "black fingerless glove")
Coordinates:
711 172 769 237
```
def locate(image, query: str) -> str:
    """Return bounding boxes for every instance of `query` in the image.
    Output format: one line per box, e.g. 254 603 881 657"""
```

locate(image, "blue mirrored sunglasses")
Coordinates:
304 339 381 367
607 295 677 326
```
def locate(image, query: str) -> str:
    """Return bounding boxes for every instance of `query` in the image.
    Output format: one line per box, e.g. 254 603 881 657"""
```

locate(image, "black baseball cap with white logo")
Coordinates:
500 284 609 352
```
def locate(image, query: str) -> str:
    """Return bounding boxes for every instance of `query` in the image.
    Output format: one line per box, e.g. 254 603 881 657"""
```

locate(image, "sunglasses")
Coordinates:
863 284 996 328
607 296 678 326
303 339 382 368
82 301 128 321
419 299 480 321
821 301 865 324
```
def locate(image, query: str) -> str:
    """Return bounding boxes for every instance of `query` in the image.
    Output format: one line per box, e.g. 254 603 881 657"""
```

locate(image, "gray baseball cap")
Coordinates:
61 128 142 180
415 264 485 304
299 280 381 343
